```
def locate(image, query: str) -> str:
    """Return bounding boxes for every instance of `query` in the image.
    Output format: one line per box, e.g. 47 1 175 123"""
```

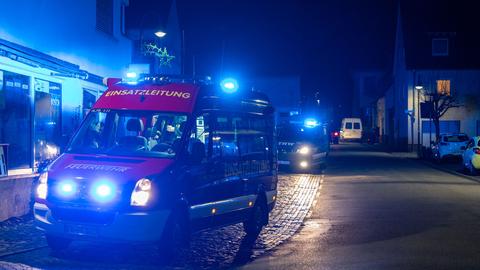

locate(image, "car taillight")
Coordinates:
334 132 339 136
474 148 480 155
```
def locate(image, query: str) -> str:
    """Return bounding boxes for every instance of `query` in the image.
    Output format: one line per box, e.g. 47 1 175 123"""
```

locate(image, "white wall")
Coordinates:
0 0 132 78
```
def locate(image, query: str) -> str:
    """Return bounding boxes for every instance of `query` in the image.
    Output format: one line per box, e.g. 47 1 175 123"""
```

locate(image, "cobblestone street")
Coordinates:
0 173 322 269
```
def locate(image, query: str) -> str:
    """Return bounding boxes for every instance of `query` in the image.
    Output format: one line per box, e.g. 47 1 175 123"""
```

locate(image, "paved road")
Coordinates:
244 143 480 270
0 173 321 269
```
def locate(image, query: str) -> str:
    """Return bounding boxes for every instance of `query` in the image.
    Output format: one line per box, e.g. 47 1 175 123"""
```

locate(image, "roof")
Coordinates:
400 0 480 69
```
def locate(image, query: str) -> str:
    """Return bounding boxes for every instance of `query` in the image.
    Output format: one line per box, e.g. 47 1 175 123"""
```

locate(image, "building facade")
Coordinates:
0 0 132 176
379 1 480 151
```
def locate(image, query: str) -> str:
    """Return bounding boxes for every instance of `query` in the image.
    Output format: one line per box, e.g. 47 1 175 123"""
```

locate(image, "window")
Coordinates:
96 0 113 35
443 135 468 142
188 114 210 161
436 80 451 96
0 70 32 169
237 116 268 160
34 79 62 166
67 110 188 158
83 89 97 118
432 38 448 56
345 122 353 129
353 123 361 130
212 114 240 160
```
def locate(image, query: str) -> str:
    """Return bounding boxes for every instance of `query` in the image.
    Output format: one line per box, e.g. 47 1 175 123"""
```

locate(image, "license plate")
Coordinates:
65 224 99 236
278 160 290 165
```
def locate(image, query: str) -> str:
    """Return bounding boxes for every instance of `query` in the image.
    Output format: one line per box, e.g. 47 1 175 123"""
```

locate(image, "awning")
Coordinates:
0 38 103 85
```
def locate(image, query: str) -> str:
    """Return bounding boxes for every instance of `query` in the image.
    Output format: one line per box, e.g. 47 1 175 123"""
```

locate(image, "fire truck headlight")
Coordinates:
36 172 48 200
131 178 152 206
57 180 77 197
91 181 116 202
297 146 310 155
299 161 309 168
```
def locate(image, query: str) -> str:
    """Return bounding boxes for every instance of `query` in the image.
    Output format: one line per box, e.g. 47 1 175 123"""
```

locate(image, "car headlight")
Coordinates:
131 178 152 206
36 172 48 199
297 146 310 155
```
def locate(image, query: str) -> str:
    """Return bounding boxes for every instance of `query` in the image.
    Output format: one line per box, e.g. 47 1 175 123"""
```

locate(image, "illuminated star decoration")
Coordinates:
143 43 176 67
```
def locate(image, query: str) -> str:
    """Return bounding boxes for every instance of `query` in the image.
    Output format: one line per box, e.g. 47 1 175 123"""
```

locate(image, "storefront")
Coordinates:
0 39 106 176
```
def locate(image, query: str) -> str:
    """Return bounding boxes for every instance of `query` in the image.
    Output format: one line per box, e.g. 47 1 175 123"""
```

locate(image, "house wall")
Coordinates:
0 0 132 221
413 70 480 146
0 0 131 78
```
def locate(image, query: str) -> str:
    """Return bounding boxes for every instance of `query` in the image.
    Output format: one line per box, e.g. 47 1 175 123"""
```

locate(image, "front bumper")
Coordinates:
472 155 480 169
278 152 327 168
34 203 170 242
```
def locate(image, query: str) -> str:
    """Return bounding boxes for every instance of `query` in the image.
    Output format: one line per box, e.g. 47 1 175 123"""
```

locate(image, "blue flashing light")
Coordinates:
304 118 319 128
57 180 77 197
126 72 137 78
220 78 239 93
91 181 116 203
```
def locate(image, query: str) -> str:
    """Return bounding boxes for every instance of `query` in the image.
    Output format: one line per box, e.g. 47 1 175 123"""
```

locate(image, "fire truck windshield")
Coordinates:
277 124 322 143
66 110 188 158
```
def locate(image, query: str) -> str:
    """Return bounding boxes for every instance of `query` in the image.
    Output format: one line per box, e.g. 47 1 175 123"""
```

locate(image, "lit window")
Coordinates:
436 80 451 96
432 38 449 56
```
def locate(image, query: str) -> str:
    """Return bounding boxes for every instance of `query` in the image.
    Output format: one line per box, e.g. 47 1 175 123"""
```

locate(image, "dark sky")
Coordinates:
128 0 396 109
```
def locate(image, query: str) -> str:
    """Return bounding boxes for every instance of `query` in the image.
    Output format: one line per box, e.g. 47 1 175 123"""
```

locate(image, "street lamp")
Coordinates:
154 31 167 38
138 12 167 53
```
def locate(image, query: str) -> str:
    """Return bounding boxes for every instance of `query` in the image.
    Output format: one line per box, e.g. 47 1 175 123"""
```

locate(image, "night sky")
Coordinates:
128 0 396 111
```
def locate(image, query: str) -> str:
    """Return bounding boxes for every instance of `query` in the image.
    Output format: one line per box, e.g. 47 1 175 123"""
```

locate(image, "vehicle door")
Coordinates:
237 114 271 206
209 112 246 225
343 122 353 138
352 121 362 139
184 113 219 230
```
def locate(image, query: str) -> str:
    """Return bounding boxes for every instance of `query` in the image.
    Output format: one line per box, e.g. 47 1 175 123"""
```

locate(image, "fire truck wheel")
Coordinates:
157 210 189 260
243 194 268 239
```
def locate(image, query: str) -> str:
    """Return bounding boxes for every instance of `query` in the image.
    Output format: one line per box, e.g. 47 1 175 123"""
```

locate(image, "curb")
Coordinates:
361 143 480 184
418 159 480 184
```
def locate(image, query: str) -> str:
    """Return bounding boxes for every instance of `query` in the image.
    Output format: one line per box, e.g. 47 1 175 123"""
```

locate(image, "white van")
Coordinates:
341 118 362 141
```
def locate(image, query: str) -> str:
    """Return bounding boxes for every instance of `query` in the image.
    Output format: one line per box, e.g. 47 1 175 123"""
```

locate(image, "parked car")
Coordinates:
431 133 469 162
340 118 362 141
462 136 480 175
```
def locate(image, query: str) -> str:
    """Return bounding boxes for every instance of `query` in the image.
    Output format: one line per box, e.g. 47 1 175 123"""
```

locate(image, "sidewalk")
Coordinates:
365 143 480 183
0 214 46 258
